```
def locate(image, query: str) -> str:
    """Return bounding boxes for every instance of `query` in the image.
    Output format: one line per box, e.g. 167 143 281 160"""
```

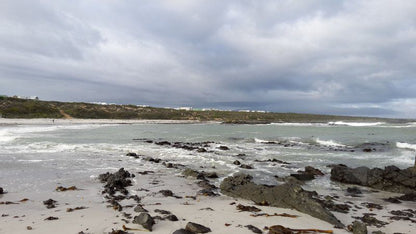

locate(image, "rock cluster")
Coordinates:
220 173 343 227
331 165 416 193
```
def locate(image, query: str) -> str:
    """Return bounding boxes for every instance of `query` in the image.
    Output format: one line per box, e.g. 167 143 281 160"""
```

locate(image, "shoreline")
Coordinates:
0 118 218 126
1 120 415 233
1 167 350 234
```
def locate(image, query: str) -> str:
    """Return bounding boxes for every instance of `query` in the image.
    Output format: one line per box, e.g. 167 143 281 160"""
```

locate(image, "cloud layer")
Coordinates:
1 0 415 117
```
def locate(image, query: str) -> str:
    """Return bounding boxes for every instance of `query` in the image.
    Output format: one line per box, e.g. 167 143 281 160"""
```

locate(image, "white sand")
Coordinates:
1 169 350 234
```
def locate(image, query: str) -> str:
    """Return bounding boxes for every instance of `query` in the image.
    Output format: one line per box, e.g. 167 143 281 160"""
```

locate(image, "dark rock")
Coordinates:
318 198 351 214
165 214 179 221
108 229 128 234
0 187 3 194
352 221 367 234
198 189 218 197
220 174 343 227
173 229 194 234
290 173 315 181
185 222 211 233
99 168 133 196
245 224 262 233
304 166 325 176
43 199 57 209
331 165 416 193
159 190 174 197
371 231 386 234
133 213 155 231
154 209 171 215
240 164 254 169
203 172 218 179
361 202 382 210
383 197 402 204
134 205 148 213
197 148 207 153
197 180 217 189
354 214 388 228
183 168 201 178
156 141 171 146
397 192 416 201
233 160 241 165
218 146 229 150
347 187 362 196
126 152 138 157
44 216 59 220
355 142 391 152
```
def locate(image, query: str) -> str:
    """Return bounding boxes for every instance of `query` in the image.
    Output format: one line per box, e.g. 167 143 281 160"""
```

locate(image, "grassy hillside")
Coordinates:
0 96 409 123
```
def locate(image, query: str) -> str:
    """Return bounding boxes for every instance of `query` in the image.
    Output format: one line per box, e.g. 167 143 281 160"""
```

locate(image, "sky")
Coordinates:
1 0 415 118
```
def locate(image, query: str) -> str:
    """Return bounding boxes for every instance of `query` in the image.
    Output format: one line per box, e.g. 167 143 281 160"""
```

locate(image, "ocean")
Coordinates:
1 121 415 195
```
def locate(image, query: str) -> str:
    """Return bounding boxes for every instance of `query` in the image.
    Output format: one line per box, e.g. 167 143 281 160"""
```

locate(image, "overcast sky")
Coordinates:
1 1 415 118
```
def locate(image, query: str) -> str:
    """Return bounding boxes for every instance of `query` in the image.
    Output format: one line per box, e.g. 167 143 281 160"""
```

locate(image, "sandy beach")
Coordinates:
1 119 416 234
1 165 350 234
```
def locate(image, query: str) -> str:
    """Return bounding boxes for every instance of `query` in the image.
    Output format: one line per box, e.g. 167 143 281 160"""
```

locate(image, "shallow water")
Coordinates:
0 121 415 191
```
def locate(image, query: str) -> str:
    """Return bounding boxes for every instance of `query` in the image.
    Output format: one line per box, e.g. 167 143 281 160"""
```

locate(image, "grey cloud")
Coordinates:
0 0 416 118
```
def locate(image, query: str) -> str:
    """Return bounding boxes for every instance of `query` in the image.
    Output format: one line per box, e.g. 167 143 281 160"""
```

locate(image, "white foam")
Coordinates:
328 121 384 127
270 123 326 127
316 138 346 147
254 138 271 143
396 142 416 151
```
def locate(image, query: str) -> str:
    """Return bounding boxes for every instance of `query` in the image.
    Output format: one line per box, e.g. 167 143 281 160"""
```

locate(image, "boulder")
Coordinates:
133 213 155 231
331 165 416 193
185 222 211 233
220 174 343 227
0 187 3 194
352 221 367 234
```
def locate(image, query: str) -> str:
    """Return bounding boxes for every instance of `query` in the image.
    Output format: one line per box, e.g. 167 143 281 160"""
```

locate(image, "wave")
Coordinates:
328 121 385 127
396 142 416 151
315 138 346 147
270 123 327 127
0 124 106 143
254 138 275 144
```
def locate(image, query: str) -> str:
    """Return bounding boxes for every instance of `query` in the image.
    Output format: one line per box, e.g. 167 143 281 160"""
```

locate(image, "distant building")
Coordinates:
176 107 193 111
13 95 39 100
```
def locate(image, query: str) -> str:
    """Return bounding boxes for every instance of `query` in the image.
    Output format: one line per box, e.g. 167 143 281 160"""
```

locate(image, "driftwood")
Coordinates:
122 224 148 232
251 213 298 218
268 225 333 234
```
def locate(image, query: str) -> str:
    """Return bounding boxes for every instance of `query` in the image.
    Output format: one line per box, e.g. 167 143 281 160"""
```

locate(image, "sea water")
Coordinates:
1 121 415 194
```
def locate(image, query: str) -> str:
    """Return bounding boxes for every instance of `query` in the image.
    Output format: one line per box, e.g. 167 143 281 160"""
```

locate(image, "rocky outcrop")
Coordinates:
220 174 343 227
331 165 416 193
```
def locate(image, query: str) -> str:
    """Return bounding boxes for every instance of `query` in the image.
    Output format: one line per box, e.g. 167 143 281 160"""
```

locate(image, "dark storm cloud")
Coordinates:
0 0 415 117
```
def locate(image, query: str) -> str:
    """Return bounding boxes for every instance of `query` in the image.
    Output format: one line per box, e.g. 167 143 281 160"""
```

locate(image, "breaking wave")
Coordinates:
396 142 416 151
328 121 385 127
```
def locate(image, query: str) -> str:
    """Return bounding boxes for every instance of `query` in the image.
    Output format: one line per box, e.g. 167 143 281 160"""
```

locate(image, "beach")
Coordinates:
1 119 415 233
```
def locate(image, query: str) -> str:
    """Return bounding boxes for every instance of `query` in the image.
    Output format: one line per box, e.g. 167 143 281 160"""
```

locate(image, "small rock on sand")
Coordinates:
185 222 212 233
173 229 194 234
133 213 155 231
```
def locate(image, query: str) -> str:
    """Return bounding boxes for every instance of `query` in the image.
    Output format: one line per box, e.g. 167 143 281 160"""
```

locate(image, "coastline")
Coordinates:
1 120 415 233
0 167 349 234
0 118 217 126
